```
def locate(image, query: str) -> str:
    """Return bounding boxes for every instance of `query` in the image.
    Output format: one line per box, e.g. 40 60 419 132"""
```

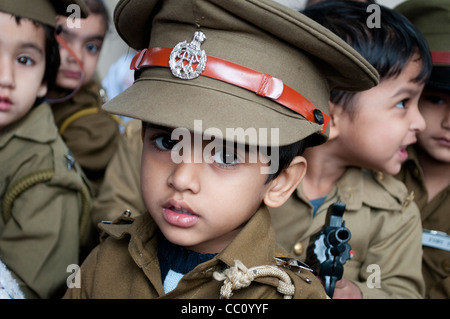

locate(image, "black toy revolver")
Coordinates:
306 202 352 297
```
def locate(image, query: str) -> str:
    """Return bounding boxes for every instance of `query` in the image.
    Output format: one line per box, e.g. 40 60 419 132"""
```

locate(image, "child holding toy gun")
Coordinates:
269 1 431 298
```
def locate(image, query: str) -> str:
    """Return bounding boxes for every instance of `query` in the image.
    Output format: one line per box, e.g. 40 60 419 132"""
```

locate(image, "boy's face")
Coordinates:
0 12 47 129
334 56 426 175
54 14 106 90
140 125 280 254
416 88 450 163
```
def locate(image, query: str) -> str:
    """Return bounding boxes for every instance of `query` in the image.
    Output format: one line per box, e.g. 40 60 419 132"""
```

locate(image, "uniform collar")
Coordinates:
217 206 276 268
123 206 278 267
337 167 405 212
0 103 58 148
100 206 283 296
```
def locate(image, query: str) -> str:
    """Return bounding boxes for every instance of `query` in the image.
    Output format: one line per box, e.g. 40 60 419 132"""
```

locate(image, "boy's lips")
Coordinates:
0 96 12 111
397 141 414 162
162 200 199 228
61 70 82 79
433 136 450 147
397 146 409 162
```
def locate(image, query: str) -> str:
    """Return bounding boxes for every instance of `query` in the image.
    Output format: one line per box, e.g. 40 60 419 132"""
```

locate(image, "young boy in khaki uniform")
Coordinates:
47 0 121 196
395 0 450 299
269 1 432 299
64 0 378 299
0 0 92 298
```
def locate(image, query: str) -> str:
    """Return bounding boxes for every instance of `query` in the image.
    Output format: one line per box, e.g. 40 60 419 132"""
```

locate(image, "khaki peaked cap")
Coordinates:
0 0 89 27
104 0 379 147
396 0 450 91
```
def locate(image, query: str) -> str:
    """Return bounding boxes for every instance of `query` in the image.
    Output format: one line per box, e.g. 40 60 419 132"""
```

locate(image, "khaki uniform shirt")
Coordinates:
0 103 90 299
269 167 425 298
63 207 327 299
396 146 450 298
92 119 145 225
50 81 120 195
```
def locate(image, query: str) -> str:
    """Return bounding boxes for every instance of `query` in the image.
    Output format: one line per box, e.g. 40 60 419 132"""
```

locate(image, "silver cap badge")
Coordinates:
169 31 207 80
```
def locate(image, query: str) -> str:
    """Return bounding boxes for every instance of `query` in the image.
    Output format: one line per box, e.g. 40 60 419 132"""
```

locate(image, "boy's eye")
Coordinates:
395 99 408 109
423 95 445 105
154 135 178 150
212 148 239 165
86 43 100 54
17 56 34 66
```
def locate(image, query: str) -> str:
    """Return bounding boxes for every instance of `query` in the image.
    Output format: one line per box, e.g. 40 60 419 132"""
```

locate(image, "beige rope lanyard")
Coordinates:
213 260 295 299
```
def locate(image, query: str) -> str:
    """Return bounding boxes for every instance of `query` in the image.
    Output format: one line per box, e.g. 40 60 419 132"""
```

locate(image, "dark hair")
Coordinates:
265 139 307 183
13 16 61 99
302 1 432 117
84 0 110 33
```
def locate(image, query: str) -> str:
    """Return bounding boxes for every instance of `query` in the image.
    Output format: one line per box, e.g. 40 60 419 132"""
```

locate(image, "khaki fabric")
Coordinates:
51 81 121 196
64 206 327 299
396 146 450 298
92 118 145 225
269 167 425 299
0 103 91 299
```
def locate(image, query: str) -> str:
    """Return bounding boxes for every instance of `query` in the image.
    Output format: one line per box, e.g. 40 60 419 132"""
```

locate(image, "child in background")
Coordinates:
64 0 378 299
0 0 91 298
47 0 120 196
395 0 450 299
269 1 432 298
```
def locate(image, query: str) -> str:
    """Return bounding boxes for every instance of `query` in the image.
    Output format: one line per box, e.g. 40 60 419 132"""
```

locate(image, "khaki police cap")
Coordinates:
104 0 379 147
0 0 89 27
396 0 450 91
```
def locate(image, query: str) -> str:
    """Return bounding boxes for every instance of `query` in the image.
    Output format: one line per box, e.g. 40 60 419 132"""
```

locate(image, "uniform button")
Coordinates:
442 261 450 274
294 242 304 256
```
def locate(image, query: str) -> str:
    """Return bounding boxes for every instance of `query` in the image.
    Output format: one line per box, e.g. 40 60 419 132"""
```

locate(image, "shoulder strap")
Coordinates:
2 169 92 244
59 107 125 135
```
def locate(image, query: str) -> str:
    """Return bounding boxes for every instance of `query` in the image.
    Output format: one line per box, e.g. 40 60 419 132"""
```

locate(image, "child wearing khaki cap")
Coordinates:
0 0 92 298
395 0 450 299
64 0 378 299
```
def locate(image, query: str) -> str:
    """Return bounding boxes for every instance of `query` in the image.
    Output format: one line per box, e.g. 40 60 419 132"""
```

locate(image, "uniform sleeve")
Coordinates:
61 111 120 173
352 201 425 298
0 182 81 299
92 119 145 224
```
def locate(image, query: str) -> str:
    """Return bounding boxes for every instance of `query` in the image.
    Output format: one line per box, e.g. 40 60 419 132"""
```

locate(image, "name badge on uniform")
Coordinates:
422 229 450 252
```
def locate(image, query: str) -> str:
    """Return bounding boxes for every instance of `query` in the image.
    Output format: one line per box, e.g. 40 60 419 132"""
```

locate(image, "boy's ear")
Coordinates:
37 82 48 98
328 101 342 140
263 156 307 208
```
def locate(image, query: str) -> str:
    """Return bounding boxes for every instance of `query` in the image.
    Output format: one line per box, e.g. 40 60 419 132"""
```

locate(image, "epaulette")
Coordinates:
98 209 135 242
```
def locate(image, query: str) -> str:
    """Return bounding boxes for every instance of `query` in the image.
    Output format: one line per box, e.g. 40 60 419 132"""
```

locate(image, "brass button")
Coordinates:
294 242 304 256
442 261 450 274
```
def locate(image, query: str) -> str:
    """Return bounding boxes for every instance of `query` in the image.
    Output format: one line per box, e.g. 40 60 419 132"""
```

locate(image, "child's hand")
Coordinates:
332 278 362 299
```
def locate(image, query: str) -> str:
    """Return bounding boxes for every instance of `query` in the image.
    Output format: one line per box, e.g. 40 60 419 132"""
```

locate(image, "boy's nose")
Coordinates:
168 161 201 194
0 59 14 88
62 42 83 66
410 105 426 132
442 106 450 130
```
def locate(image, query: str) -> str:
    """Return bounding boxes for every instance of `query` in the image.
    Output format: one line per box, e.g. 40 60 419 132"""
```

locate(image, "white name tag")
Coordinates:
422 229 450 252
